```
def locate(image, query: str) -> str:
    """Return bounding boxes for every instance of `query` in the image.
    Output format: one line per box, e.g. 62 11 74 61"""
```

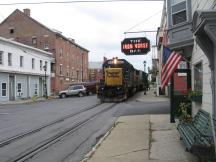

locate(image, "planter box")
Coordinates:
191 95 202 103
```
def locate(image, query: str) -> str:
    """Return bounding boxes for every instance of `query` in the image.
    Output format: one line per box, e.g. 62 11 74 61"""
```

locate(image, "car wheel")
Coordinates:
60 93 66 98
78 92 84 97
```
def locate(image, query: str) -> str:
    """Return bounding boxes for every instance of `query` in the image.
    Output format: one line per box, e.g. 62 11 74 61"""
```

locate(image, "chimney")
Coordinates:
23 8 30 16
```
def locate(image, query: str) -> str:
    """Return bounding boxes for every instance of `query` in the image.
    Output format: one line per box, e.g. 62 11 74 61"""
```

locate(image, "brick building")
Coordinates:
88 62 103 82
0 9 89 94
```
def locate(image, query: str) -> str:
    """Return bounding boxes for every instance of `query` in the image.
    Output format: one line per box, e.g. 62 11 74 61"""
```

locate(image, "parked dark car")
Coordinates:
78 81 98 95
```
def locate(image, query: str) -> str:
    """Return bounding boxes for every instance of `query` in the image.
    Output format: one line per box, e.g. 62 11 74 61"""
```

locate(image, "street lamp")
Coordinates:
143 61 146 72
43 65 48 99
143 61 147 95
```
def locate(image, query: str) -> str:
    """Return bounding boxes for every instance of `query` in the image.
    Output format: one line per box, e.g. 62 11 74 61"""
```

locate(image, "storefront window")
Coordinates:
34 84 38 95
194 62 202 92
2 83 6 97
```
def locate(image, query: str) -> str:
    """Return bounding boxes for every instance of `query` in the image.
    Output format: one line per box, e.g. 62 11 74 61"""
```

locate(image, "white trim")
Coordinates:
0 36 52 57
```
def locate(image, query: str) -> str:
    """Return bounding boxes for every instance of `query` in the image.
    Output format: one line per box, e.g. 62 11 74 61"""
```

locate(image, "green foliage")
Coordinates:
31 95 38 102
178 102 192 123
188 90 202 99
188 90 202 102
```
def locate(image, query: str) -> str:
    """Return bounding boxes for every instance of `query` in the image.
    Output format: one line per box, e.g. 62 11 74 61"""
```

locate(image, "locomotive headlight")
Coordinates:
113 57 118 64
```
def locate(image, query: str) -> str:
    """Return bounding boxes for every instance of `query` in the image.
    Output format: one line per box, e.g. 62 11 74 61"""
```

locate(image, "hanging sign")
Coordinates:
121 37 150 55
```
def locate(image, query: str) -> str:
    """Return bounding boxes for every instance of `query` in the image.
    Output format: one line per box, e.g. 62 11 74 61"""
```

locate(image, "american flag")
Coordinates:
161 46 182 89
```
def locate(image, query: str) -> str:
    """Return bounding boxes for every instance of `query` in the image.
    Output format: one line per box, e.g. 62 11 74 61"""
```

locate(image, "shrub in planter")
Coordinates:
188 90 202 103
178 102 192 123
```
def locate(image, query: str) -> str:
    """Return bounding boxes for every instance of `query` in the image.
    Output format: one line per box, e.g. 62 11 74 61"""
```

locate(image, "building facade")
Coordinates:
158 0 216 118
156 0 194 96
167 0 193 95
191 0 216 116
88 62 103 82
156 1 169 96
0 9 89 94
0 36 53 102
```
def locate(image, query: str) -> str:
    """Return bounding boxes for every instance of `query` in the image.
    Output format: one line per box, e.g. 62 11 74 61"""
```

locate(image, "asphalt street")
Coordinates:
0 92 169 162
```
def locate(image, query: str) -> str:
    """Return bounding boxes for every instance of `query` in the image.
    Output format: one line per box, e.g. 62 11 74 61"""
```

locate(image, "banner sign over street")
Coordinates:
121 37 150 55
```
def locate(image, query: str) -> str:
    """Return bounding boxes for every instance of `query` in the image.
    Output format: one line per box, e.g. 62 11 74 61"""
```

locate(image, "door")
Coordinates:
9 75 15 101
68 86 75 95
170 69 191 123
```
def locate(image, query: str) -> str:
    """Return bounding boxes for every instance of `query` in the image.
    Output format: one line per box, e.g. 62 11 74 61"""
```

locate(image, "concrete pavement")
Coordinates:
0 96 57 106
83 90 198 162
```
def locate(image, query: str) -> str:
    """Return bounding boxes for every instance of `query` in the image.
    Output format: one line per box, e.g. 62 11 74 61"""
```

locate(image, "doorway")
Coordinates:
170 69 191 123
9 75 15 101
39 77 43 97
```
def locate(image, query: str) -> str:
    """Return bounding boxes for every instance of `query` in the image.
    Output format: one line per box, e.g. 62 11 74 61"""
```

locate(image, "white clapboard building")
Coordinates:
0 36 53 102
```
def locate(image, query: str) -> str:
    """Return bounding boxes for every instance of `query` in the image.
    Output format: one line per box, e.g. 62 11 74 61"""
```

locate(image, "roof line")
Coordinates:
0 9 89 52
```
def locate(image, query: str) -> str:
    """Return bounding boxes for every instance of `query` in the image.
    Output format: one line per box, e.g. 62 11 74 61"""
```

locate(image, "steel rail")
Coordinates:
0 103 102 148
10 103 117 162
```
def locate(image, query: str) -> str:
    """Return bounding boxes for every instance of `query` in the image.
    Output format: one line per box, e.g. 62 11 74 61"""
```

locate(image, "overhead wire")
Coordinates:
124 9 162 33
0 0 164 6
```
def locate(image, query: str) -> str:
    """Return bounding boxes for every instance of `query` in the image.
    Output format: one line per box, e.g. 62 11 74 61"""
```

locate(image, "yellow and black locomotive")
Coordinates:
97 58 148 102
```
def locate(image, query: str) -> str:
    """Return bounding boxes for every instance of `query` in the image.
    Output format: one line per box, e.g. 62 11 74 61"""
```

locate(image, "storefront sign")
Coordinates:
121 37 150 55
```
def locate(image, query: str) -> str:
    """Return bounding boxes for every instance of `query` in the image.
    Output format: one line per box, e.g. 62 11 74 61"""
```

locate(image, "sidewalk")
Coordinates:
135 89 169 102
0 96 57 106
83 91 198 162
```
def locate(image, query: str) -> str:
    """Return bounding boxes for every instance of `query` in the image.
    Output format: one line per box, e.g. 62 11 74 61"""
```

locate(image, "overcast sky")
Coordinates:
0 0 164 71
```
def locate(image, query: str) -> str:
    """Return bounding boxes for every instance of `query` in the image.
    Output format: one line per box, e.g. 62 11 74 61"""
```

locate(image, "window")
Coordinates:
51 63 55 73
45 61 48 70
32 58 35 69
178 61 187 76
9 28 14 34
17 83 22 96
60 48 63 57
40 60 42 70
44 43 49 50
60 64 63 75
172 10 187 25
17 83 22 93
1 83 6 97
0 51 3 65
20 56 23 67
8 53 12 66
171 0 185 5
194 62 202 92
171 0 187 25
32 37 37 45
67 70 69 77
34 84 38 95
179 61 187 69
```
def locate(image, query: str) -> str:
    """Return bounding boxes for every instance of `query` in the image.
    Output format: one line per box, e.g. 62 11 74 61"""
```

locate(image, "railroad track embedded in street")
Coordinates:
5 103 117 162
0 103 102 148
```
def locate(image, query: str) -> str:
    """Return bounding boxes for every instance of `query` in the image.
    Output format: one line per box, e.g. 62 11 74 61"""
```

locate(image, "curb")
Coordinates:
0 96 59 106
81 122 116 162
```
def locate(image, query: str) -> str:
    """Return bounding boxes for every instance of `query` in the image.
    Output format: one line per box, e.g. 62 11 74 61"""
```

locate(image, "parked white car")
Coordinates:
59 85 86 98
